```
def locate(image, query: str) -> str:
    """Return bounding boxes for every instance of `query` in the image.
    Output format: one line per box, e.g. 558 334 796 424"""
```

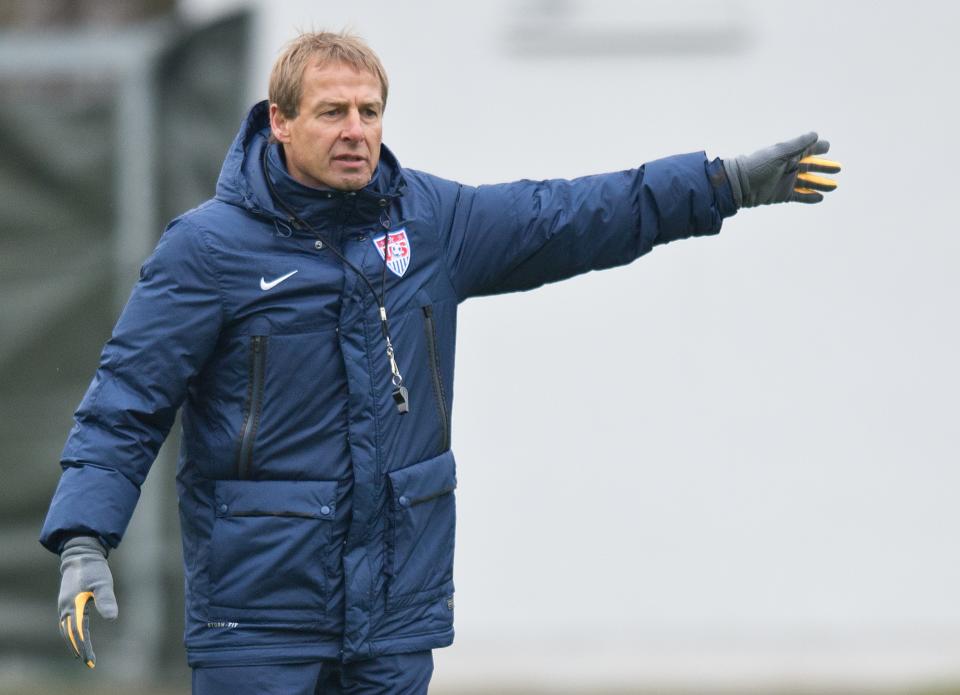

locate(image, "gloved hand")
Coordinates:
58 536 118 669
723 132 841 207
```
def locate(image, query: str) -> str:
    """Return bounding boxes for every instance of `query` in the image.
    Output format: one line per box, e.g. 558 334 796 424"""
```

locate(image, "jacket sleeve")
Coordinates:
39 218 224 553
441 152 737 301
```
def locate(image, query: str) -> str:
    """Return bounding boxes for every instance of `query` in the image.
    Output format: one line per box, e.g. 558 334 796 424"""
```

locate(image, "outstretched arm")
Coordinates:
441 152 737 301
438 134 840 301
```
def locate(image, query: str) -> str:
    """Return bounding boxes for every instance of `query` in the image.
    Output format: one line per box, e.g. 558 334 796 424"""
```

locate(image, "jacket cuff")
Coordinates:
39 463 141 554
707 157 738 218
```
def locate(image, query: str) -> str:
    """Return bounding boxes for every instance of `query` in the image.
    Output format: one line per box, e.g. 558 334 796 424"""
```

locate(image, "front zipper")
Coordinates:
421 305 450 454
237 335 267 479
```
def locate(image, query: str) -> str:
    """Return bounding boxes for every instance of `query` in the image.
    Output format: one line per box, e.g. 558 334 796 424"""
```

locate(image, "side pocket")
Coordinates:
208 479 337 623
385 450 457 611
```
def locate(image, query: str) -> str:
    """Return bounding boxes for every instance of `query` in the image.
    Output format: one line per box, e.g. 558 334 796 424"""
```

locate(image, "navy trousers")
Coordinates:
192 651 434 695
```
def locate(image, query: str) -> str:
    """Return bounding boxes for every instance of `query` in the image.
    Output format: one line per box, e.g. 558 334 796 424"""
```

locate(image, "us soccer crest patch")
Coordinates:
373 228 411 278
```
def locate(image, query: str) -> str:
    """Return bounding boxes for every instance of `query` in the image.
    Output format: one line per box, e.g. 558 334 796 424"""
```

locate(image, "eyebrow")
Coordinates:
313 99 383 111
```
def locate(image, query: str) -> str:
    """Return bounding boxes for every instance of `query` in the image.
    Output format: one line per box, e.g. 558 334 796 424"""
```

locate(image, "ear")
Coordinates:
269 103 292 143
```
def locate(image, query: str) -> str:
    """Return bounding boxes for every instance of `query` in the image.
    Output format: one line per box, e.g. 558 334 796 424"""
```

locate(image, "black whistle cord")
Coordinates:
260 145 409 414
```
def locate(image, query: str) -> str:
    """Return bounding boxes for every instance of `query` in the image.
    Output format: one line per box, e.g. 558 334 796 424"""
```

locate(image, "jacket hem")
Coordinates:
186 641 341 668
186 627 454 667
362 627 454 661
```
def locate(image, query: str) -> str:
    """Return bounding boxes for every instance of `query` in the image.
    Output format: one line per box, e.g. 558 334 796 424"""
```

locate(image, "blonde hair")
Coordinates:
269 30 389 118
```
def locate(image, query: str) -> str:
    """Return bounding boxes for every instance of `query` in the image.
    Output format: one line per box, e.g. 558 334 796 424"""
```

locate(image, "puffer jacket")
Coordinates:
41 101 737 665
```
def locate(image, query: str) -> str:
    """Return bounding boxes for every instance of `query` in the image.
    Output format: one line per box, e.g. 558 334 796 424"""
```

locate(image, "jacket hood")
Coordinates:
215 100 407 228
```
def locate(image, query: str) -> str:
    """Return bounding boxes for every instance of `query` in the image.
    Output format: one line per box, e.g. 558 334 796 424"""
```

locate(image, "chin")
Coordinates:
332 176 371 192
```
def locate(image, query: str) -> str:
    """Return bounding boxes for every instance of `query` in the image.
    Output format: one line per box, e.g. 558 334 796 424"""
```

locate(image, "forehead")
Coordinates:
300 60 383 104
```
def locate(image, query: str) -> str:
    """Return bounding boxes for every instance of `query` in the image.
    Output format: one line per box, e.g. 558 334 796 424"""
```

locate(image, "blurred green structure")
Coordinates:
0 3 250 688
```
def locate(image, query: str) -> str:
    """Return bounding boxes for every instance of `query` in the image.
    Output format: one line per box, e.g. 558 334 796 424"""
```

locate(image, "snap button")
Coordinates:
218 504 228 513
398 496 410 507
314 240 324 250
320 505 331 515
378 198 387 207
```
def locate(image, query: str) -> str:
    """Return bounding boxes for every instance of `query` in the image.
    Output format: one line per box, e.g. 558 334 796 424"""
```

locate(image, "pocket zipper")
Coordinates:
237 335 267 479
229 511 322 520
421 306 450 453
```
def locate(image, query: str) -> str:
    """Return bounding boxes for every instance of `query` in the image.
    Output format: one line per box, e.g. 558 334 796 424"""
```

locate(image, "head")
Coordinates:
268 31 389 191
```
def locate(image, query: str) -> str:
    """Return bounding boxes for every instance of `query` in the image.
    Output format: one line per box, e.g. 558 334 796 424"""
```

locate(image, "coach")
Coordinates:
41 30 839 694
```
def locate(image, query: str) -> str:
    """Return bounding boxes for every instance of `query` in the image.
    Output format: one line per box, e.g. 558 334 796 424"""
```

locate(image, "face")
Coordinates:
270 61 383 191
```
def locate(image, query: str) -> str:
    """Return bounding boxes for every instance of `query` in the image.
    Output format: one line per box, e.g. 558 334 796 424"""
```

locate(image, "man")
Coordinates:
42 30 840 694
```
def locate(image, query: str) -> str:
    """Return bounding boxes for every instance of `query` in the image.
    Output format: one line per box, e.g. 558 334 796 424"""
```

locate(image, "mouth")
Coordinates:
332 154 367 165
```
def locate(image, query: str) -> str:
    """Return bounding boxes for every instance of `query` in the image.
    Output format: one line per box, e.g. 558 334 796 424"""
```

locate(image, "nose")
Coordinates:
340 108 363 142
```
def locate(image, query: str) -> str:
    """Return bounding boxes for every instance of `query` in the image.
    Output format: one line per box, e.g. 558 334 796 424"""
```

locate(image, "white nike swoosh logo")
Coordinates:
260 270 298 291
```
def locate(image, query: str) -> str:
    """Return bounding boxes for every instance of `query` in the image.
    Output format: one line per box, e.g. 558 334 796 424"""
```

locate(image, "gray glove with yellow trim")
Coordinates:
723 132 841 207
58 536 117 669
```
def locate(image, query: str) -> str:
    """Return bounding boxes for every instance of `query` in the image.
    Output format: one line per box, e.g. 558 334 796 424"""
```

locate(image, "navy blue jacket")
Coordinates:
41 101 737 665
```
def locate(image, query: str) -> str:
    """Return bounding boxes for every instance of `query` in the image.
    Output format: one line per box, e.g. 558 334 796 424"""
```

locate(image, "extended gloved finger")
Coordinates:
790 188 824 204
779 131 819 158
62 592 97 668
76 607 96 669
60 616 81 659
803 139 830 157
799 155 841 174
795 172 838 191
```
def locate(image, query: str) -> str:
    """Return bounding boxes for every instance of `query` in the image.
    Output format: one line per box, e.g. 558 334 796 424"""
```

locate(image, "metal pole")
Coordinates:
111 37 168 683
